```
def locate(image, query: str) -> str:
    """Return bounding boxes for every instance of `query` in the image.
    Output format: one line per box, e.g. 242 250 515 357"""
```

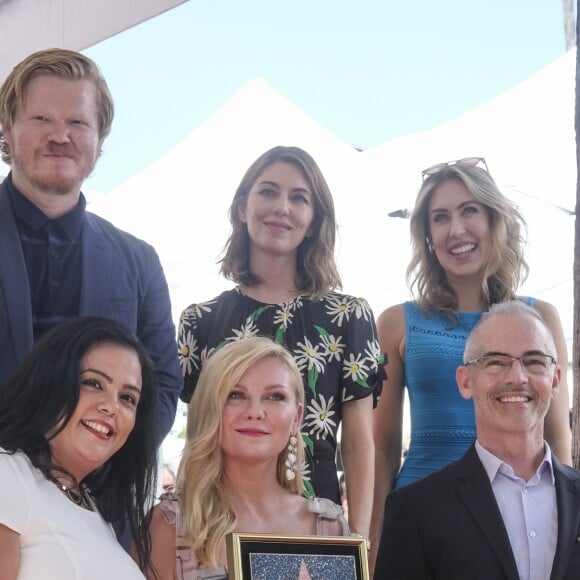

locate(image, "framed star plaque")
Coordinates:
226 533 369 580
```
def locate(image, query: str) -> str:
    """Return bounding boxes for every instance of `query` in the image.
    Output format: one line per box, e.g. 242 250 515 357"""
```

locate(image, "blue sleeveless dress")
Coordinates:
395 298 534 489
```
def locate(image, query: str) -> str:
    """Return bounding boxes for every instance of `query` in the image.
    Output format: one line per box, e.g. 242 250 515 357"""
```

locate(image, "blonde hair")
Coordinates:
177 337 305 569
219 146 342 299
408 164 528 318
0 48 114 163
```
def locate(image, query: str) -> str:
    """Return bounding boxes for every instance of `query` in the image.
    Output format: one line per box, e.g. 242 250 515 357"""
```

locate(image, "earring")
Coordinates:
426 237 434 254
285 435 298 481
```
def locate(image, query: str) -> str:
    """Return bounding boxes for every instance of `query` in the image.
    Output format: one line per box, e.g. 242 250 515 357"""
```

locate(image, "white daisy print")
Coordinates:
200 345 214 367
299 457 314 497
325 294 352 326
273 304 294 329
192 299 216 319
294 338 326 374
299 458 311 482
320 334 346 362
342 353 370 382
341 387 354 403
180 300 216 330
364 339 381 367
229 318 260 341
352 297 372 320
304 394 337 440
179 308 195 330
287 295 304 312
178 330 199 375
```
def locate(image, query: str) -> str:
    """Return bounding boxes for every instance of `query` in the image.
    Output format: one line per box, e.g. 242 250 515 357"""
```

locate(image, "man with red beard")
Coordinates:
374 301 580 580
0 49 181 446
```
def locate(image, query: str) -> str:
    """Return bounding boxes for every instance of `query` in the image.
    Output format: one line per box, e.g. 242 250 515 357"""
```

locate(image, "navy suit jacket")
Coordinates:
0 179 182 443
375 444 580 580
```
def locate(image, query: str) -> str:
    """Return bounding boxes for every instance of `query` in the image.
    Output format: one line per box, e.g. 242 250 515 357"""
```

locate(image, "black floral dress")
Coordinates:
177 287 384 503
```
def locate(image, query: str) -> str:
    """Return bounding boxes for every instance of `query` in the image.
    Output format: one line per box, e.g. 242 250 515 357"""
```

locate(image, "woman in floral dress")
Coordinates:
177 146 384 539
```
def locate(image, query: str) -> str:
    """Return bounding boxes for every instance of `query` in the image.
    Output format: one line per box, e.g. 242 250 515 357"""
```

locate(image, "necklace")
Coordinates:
47 473 95 511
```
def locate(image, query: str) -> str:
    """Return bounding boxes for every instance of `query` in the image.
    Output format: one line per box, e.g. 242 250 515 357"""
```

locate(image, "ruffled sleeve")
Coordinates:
178 298 221 403
157 491 179 526
337 295 386 407
177 305 202 403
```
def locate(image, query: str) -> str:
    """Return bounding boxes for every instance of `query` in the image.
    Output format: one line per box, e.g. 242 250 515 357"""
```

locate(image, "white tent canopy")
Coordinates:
0 0 187 83
90 49 575 359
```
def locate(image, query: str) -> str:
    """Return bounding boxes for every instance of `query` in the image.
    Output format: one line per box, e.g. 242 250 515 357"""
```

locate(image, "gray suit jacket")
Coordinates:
374 444 580 579
0 179 182 442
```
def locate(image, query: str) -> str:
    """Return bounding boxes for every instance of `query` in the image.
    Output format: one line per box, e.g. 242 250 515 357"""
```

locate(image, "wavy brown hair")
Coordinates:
219 146 342 299
408 163 528 318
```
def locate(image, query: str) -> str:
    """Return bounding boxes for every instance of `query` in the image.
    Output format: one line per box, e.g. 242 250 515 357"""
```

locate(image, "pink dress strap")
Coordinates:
307 496 350 536
158 493 228 580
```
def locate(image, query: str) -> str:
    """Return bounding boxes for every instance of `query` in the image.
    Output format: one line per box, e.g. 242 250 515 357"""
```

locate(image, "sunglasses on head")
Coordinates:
421 157 489 181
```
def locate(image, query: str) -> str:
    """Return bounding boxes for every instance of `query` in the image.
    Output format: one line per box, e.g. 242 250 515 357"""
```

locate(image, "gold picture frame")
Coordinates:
226 532 369 579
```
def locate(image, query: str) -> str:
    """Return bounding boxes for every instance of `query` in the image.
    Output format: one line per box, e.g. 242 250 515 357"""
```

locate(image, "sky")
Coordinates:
83 0 572 192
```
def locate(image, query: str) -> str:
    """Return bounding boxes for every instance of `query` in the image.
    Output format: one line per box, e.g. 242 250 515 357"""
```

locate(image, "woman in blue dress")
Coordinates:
177 146 383 540
370 157 571 563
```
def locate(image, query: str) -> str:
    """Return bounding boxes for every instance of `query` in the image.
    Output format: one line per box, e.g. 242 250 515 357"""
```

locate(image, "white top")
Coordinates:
0 448 145 579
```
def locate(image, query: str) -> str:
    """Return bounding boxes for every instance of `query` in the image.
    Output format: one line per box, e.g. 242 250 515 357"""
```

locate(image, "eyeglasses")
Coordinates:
422 157 489 180
465 353 556 376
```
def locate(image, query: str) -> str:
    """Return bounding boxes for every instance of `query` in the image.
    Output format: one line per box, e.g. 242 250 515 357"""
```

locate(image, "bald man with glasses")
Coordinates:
374 300 580 580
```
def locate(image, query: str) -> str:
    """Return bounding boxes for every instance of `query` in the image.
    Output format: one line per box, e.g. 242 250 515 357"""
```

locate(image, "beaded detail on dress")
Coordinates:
395 299 534 489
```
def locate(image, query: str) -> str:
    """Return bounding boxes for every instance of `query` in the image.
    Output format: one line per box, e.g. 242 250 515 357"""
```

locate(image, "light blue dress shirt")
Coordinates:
476 441 557 580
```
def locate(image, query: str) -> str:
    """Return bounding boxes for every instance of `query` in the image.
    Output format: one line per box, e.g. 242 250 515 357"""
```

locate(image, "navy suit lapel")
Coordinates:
550 459 580 580
79 213 112 316
454 445 520 580
0 183 34 360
